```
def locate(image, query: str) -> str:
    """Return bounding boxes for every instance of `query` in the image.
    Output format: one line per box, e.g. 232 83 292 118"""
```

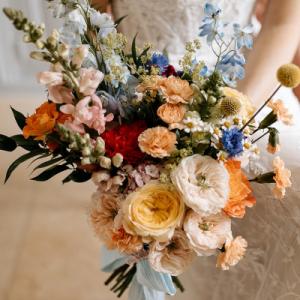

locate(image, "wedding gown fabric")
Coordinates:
113 1 300 299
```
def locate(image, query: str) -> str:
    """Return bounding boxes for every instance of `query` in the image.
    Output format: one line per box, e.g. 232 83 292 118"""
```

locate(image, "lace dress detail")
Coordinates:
113 0 255 65
113 1 300 299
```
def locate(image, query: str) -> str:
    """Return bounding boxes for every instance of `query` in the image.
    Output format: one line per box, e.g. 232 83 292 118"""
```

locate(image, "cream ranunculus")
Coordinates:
171 155 229 215
184 210 232 256
149 229 195 276
122 182 185 242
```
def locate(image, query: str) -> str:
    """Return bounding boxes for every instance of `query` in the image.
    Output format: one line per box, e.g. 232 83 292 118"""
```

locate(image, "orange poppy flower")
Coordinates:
23 102 60 141
224 160 256 218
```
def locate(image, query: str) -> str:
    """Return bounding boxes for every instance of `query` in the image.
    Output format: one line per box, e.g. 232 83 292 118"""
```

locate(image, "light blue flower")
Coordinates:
199 3 223 44
233 24 253 49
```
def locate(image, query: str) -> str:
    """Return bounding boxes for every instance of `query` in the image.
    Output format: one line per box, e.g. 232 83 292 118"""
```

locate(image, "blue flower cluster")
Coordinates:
221 127 244 157
199 3 253 86
149 53 169 73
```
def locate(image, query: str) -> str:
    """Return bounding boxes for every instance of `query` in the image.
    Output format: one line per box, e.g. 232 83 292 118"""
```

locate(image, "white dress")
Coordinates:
113 1 300 299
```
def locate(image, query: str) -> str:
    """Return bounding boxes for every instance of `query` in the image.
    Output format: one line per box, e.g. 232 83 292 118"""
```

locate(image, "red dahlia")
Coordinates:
101 120 147 165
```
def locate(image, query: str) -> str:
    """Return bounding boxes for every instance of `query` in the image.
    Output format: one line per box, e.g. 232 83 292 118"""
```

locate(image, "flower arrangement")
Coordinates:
1 1 299 299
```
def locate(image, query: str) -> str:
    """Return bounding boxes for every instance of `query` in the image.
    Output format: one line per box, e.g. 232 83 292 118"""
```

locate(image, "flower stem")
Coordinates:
240 84 282 132
252 129 270 144
172 276 185 293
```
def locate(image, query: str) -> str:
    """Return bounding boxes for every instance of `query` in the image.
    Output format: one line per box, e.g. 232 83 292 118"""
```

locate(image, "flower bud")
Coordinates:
267 128 280 154
95 137 105 154
23 34 31 43
81 157 91 166
30 51 46 61
112 153 123 168
82 146 91 157
99 156 111 169
58 43 70 60
35 40 45 49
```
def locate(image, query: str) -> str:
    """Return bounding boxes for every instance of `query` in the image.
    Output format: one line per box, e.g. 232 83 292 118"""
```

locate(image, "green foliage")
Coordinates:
5 149 46 183
31 164 69 181
10 106 26 130
62 169 92 184
0 134 17 151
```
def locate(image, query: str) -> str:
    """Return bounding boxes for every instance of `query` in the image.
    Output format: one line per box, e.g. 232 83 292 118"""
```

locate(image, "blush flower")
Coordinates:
79 68 104 96
184 210 232 256
37 71 64 87
48 85 74 104
272 157 292 200
90 192 121 239
136 75 164 96
122 182 185 242
216 236 247 270
171 155 229 216
149 229 195 276
60 94 113 134
267 99 293 126
138 127 177 158
157 103 186 125
102 120 147 165
160 76 193 104
23 102 60 140
223 160 256 218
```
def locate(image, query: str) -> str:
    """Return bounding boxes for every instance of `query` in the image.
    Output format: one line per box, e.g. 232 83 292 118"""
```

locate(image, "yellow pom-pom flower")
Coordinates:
220 96 242 117
277 63 300 88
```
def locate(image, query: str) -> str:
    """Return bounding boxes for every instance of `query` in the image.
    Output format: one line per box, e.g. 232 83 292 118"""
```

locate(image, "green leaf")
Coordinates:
131 33 138 66
10 106 26 130
4 149 45 183
31 164 69 181
33 156 64 172
62 169 91 184
28 153 51 167
115 15 127 27
0 134 17 151
11 134 40 151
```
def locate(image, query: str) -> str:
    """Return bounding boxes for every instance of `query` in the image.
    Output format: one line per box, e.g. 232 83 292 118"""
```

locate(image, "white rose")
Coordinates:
171 155 229 216
184 210 232 256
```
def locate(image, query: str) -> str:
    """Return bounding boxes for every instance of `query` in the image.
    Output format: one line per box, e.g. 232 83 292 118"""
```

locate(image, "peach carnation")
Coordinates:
138 127 177 158
109 227 143 254
160 76 193 104
267 144 281 154
157 103 186 125
149 229 195 276
272 157 292 200
216 236 247 270
223 160 256 218
90 192 121 238
136 75 164 96
267 99 293 125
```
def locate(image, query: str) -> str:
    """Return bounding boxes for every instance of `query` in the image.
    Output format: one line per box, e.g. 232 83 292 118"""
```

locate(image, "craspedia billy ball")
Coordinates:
220 96 242 117
277 63 300 88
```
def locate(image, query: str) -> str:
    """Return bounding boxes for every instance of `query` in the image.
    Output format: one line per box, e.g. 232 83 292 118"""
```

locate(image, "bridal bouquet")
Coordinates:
1 1 299 299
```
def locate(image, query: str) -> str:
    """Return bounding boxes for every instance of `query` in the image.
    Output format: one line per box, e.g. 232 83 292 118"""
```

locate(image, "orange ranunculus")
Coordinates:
223 160 256 218
23 102 60 141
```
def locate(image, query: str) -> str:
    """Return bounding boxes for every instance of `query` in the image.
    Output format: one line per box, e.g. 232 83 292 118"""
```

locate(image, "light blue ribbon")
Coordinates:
101 247 176 300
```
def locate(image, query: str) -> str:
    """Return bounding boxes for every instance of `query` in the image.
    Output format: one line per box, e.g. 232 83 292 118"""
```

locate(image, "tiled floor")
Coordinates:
0 91 117 300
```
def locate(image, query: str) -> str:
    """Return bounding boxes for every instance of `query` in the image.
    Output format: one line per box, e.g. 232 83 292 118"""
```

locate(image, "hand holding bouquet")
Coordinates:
1 1 300 299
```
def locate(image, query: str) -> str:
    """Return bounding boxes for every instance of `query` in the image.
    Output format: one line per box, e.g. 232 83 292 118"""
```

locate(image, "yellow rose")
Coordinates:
122 182 185 241
222 87 255 119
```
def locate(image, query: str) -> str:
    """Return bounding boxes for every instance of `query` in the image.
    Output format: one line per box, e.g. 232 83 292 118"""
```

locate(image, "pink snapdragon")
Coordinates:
37 71 64 86
60 94 113 134
48 85 74 104
79 68 104 96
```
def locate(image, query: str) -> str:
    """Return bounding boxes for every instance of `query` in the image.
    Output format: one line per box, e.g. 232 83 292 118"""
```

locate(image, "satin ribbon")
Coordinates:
101 247 176 300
